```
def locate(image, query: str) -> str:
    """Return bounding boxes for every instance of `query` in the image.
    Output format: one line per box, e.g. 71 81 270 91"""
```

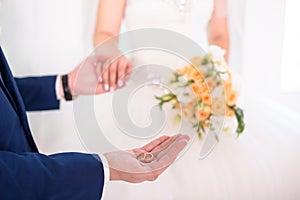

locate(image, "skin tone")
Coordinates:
94 0 132 92
207 0 230 61
106 134 190 182
93 0 230 88
59 54 110 97
75 0 228 183
59 56 190 183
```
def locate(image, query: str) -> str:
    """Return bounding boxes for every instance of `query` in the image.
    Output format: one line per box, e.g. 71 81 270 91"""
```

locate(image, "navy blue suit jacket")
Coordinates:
0 47 104 199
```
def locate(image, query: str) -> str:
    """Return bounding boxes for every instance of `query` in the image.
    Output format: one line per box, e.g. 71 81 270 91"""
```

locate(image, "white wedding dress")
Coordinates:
96 0 300 199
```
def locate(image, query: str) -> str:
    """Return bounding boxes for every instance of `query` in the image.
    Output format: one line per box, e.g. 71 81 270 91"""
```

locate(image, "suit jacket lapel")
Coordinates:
0 68 19 114
0 46 38 152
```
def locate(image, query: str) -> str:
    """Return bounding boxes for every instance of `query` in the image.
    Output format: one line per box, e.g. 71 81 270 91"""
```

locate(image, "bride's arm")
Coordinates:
94 0 126 46
93 0 132 92
207 0 230 62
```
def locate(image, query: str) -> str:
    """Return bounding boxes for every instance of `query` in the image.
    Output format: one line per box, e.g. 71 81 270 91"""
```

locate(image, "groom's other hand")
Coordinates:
59 54 130 98
104 134 190 183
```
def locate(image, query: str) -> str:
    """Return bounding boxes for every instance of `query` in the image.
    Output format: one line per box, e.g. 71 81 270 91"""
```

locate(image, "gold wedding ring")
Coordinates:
137 152 155 163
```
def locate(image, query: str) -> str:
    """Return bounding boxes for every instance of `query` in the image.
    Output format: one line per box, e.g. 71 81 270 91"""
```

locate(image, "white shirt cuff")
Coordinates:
98 154 110 198
55 75 63 100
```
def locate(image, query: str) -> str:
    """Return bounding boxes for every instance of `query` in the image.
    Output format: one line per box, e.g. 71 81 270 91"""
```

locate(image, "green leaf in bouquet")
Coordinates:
198 132 203 140
202 53 213 65
161 94 176 102
235 107 244 119
196 100 206 110
173 114 181 125
236 120 245 136
170 72 181 83
155 96 163 101
158 101 164 110
233 107 245 136
193 100 201 112
195 122 205 135
206 64 217 77
155 94 177 110
181 79 194 87
214 134 220 143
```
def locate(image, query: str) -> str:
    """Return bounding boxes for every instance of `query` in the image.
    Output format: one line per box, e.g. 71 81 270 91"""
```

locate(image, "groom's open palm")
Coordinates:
104 134 190 183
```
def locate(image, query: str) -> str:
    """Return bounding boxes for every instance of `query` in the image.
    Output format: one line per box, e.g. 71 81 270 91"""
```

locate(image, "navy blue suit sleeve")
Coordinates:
0 151 105 200
15 76 60 111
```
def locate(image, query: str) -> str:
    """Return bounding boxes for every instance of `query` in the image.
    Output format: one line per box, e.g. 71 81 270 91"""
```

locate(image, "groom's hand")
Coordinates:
62 54 131 97
104 134 190 183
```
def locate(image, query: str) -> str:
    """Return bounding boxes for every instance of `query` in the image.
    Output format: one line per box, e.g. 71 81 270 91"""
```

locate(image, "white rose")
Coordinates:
207 45 226 63
215 64 227 73
175 87 194 104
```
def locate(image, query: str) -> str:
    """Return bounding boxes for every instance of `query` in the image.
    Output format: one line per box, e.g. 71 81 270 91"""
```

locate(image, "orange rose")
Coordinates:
201 92 212 105
190 83 202 97
191 70 204 82
186 66 198 79
190 83 209 99
227 90 238 106
197 106 211 121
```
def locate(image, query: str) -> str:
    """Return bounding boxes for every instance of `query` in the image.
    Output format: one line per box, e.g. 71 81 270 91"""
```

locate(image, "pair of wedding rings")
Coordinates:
137 152 155 163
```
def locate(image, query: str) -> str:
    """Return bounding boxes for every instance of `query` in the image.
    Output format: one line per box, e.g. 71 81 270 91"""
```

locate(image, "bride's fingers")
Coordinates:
109 61 118 91
116 57 128 87
95 82 105 94
125 63 133 82
102 60 110 92
95 62 103 83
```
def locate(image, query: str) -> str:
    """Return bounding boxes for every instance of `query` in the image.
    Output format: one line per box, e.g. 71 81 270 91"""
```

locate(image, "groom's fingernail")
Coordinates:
104 84 109 91
117 80 123 87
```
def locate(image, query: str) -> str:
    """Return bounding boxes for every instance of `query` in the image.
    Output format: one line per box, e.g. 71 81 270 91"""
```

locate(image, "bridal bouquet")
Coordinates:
155 46 245 140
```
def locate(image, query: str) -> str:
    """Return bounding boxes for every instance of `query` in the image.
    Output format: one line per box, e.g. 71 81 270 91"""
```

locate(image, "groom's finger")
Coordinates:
138 136 170 153
149 137 189 176
155 135 190 161
151 134 181 156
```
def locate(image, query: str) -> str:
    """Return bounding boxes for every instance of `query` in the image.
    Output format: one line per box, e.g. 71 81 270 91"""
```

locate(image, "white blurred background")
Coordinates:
1 0 299 113
1 0 300 199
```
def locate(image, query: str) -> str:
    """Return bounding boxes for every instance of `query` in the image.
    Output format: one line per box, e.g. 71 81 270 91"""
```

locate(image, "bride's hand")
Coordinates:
101 55 133 92
104 134 190 183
